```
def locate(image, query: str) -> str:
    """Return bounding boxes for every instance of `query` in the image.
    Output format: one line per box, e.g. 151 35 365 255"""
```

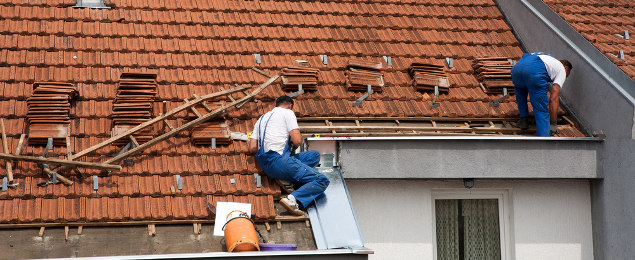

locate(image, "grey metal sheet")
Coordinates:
307 136 603 141
308 167 365 250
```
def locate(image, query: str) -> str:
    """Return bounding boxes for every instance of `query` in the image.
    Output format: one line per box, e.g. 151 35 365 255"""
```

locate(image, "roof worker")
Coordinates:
511 52 572 136
248 95 329 216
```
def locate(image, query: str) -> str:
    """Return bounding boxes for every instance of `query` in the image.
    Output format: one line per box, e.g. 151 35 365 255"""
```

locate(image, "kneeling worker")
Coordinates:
511 52 572 136
249 96 329 215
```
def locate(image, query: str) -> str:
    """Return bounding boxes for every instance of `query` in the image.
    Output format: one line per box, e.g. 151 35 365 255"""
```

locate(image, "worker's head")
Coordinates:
275 95 294 110
560 60 572 77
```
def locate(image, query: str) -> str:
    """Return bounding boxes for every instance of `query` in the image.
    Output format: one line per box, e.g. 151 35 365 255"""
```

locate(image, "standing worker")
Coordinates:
511 52 572 136
249 96 329 216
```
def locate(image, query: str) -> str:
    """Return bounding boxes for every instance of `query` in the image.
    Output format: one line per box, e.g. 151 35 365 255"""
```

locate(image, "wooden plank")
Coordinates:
264 222 271 231
184 98 203 118
0 215 308 229
193 223 199 234
15 134 26 156
104 75 279 164
298 117 519 122
0 153 122 171
163 119 175 130
276 221 282 230
64 226 69 240
252 67 272 78
68 85 251 161
77 226 83 235
193 94 213 112
0 118 13 182
128 135 139 147
65 136 72 159
43 168 73 185
38 227 45 237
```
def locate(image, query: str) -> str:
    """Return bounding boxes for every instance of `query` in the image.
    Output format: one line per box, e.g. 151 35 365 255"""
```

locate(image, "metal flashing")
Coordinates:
74 0 110 9
308 136 603 142
308 167 365 250
43 249 371 260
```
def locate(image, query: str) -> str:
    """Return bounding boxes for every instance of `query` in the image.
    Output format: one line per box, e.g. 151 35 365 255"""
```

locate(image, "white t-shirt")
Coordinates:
537 54 567 88
251 107 299 155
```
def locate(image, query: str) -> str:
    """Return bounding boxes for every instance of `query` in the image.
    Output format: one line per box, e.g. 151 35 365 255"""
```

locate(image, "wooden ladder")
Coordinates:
66 74 279 166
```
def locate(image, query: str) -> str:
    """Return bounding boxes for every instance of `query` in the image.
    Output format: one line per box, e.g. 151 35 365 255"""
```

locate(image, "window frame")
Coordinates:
431 189 513 260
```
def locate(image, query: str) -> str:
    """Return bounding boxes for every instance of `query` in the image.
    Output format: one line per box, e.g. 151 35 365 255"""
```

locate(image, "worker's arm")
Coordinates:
289 129 302 148
248 139 258 154
549 83 561 122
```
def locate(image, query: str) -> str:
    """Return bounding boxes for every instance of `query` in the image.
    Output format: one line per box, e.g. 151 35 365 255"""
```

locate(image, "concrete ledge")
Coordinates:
339 139 600 179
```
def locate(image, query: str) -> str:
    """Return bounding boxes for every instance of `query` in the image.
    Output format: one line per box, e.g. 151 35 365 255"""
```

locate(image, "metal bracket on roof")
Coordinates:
211 138 216 150
254 173 261 188
490 87 510 107
508 59 517 66
616 30 629 40
430 86 440 109
175 175 183 190
445 57 454 69
320 55 328 65
43 138 54 158
113 141 135 166
619 50 625 60
254 54 261 65
287 84 305 98
352 85 373 107
230 178 235 184
383 56 392 66
93 175 98 191
1 177 17 191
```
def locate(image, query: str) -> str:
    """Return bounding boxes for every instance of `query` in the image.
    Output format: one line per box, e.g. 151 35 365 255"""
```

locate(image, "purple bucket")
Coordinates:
258 243 298 251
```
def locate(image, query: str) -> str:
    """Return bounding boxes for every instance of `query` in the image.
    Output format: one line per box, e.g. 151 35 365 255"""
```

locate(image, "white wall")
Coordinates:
346 179 593 260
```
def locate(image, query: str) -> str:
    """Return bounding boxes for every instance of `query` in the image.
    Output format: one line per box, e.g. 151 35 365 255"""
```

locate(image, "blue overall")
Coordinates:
254 113 329 209
511 52 553 136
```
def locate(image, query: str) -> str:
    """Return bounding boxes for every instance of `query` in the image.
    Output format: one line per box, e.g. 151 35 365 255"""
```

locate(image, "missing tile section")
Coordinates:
74 0 110 9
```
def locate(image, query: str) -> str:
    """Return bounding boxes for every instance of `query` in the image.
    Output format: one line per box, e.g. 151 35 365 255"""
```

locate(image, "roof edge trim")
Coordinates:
308 136 603 142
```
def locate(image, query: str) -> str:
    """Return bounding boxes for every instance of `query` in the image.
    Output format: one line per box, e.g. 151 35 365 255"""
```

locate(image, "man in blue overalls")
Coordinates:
248 96 329 216
511 52 572 136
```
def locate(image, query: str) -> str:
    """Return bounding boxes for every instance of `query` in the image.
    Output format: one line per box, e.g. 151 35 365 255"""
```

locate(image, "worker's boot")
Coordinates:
280 196 306 216
550 121 558 135
518 117 529 130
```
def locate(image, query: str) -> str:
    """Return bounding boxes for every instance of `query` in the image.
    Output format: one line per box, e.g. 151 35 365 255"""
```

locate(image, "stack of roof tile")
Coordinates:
280 64 320 92
345 60 384 92
191 120 232 146
473 57 516 94
408 63 450 93
27 82 77 145
112 72 158 145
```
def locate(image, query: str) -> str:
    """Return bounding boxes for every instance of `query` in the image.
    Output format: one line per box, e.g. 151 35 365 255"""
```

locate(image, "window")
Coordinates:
74 0 110 9
432 190 512 260
435 199 501 260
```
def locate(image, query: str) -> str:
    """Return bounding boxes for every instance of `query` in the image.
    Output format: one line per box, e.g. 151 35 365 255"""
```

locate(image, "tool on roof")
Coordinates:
353 85 374 107
63 69 279 167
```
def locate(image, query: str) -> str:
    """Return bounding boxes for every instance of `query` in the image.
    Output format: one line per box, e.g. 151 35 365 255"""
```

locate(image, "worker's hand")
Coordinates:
248 139 258 154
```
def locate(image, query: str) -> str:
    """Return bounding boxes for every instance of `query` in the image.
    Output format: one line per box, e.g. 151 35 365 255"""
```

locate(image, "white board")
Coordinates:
213 202 252 236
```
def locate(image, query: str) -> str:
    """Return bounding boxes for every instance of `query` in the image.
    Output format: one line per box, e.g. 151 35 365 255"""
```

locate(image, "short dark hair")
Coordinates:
275 95 294 107
560 59 572 70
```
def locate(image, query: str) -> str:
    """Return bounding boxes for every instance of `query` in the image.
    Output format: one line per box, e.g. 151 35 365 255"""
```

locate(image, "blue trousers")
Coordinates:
511 53 551 136
256 148 329 209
